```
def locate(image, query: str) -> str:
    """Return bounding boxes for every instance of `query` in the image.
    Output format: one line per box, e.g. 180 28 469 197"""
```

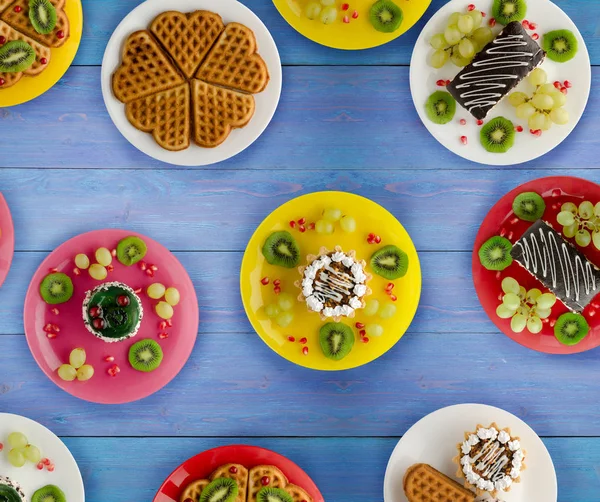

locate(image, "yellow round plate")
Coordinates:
241 191 422 370
0 0 83 107
273 0 431 50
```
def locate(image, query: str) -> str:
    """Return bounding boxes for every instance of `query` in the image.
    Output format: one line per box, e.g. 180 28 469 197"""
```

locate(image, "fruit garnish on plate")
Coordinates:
319 322 354 360
57 347 94 382
4 431 43 470
39 272 73 305
257 487 293 502
369 0 403 33
31 485 66 502
370 245 408 280
262 231 300 269
425 91 456 125
491 0 526 25
542 29 577 63
0 476 25 502
554 312 589 346
403 463 475 502
116 236 147 266
128 339 163 373
479 117 515 154
478 236 513 271
557 201 600 249
512 191 545 222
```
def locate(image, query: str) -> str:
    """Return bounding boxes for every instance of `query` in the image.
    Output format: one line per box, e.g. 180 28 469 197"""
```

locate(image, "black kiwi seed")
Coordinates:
199 478 238 502
261 231 300 268
478 236 513 271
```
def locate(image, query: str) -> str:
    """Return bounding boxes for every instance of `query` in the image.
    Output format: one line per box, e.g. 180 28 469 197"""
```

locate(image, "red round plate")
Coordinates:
24 229 199 404
153 445 324 502
473 176 600 354
0 192 14 288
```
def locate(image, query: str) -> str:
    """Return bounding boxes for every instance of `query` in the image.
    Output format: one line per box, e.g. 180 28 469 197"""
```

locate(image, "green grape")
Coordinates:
458 38 475 59
7 449 26 468
74 253 89 270
450 50 471 67
24 445 41 463
579 201 594 219
315 219 334 235
58 364 77 381
528 112 548 131
379 303 397 319
95 247 112 267
155 301 174 320
562 202 578 214
516 102 536 120
595 202 600 217
69 348 86 369
339 215 357 233
468 10 483 29
275 311 294 328
76 365 95 382
508 92 528 107
528 68 548 87
7 432 28 449
430 49 449 69
320 0 335 5
147 283 166 299
537 83 556 94
265 304 280 318
517 305 530 317
323 207 342 222
305 2 321 20
532 93 554 111
430 33 448 50
518 286 527 300
444 25 462 45
576 229 591 247
448 12 460 25
593 231 600 250
501 277 520 295
471 27 493 46
527 316 543 334
550 108 569 125
277 293 295 311
557 210 575 226
535 307 552 319
549 89 567 108
320 6 337 24
540 114 552 131
526 288 542 303
510 314 527 333
536 293 557 310
496 304 516 319
502 293 520 311
363 299 380 316
563 222 578 238
457 14 474 34
366 324 384 337
165 288 180 306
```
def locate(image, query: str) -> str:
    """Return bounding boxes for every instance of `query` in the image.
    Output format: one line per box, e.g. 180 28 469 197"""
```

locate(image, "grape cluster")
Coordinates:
429 9 494 68
5 432 42 468
302 0 339 25
315 207 356 235
496 277 557 334
509 68 569 132
265 292 296 328
58 347 94 382
557 201 600 249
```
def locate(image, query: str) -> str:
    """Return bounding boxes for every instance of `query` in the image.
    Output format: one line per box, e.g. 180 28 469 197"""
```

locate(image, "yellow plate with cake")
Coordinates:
241 191 421 370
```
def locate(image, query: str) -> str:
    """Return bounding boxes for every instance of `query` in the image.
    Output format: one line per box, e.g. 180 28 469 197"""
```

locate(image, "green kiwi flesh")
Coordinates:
478 236 513 271
256 487 293 502
128 339 163 372
261 231 300 268
29 0 57 35
543 29 578 63
480 117 515 153
199 477 238 502
369 0 403 33
492 0 526 24
320 322 354 360
370 245 409 279
31 485 66 502
0 483 22 502
116 236 147 266
554 313 589 346
512 192 546 222
425 91 456 125
0 40 35 73
40 272 73 304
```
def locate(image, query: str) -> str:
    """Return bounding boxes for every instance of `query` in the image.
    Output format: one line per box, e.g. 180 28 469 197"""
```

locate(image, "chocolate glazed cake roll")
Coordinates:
447 21 546 120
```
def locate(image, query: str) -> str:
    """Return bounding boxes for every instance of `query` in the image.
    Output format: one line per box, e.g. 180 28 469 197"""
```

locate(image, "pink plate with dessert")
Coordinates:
473 176 600 354
0 192 14 288
24 229 199 404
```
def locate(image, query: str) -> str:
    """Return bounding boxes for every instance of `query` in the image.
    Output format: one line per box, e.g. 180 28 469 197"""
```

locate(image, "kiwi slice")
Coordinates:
261 231 300 268
478 236 513 271
543 29 578 63
40 272 73 305
116 236 147 266
370 245 408 280
319 322 354 361
491 0 526 24
512 192 546 222
480 117 515 154
29 0 57 35
257 487 293 502
554 313 589 346
369 0 403 33
199 477 238 502
31 485 66 502
128 339 163 372
425 91 456 125
0 40 35 73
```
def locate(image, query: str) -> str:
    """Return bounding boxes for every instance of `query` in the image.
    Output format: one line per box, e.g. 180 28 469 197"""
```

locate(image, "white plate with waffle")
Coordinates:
101 0 282 166
383 404 557 502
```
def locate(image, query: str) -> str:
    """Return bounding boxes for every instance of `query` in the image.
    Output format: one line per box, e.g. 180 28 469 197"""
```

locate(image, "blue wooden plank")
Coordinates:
0 67 599 168
74 0 600 66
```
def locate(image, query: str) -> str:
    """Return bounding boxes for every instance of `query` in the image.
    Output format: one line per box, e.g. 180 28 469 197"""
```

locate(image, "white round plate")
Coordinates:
0 413 85 501
410 0 591 166
383 404 557 502
101 0 282 166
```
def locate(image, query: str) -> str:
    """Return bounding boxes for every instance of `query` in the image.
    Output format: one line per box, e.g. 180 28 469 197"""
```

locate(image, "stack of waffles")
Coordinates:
112 10 270 152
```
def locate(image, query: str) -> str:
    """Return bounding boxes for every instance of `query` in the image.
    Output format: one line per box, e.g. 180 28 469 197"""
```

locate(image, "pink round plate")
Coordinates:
153 445 324 502
24 229 199 404
0 192 15 288
473 176 600 354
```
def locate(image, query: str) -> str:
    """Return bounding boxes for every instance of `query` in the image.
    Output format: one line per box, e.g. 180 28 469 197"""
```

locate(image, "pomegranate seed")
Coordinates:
355 322 365 329
298 218 306 225
386 283 394 292
145 268 154 277
564 80 572 88
49 267 58 273
531 129 542 137
368 233 375 240
592 302 599 309
89 306 102 318
532 33 539 40
460 135 468 145
459 118 467 125
40 57 47 64
515 125 523 132
57 30 65 39
0 36 5 44
139 261 147 271
107 264 114 272
500 228 506 237
0 443 3 452
529 22 537 30
300 337 307 344
13 6 22 12
43 323 54 332
51 307 59 315
498 293 503 301
159 332 169 339
552 203 559 210
507 231 513 241
488 17 496 27
299 225 306 233
560 87 568 95
436 79 446 87
510 217 519 225
374 235 382 244
0 78 4 86
302 347 309 355
308 222 315 230
467 4 475 11
51 324 60 332
359 329 366 337
390 294 398 302
93 318 105 329
117 295 130 306
229 466 238 474
107 364 120 377
47 463 55 472
542 317 549 324
352 9 358 18
159 320 168 330
341 3 349 9
104 356 114 362
361 337 369 343
134 288 142 295
289 220 296 228
166 319 173 327
554 81 561 88
273 279 281 286
184 499 194 502
522 20 530 29
261 277 269 285
37 462 44 470
343 16 349 23
150 265 158 271
274 286 281 295
549 320 556 328
73 267 81 276
495 271 502 280
589 309 596 317
43 458 50 466
477 119 484 126
288 336 295 342
445 80 451 86
481 11 486 17
111 249 117 257
261 477 270 486
47 333 57 339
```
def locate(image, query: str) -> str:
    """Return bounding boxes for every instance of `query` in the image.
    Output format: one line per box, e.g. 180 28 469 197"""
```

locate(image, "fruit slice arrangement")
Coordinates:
473 177 600 353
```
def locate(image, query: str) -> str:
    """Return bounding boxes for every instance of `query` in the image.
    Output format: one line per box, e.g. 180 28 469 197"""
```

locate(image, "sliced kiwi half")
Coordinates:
370 245 408 280
320 322 354 361
128 339 163 372
116 236 147 266
261 231 300 268
512 192 545 222
543 29 578 63
478 236 513 271
480 117 515 154
40 272 73 305
199 477 238 502
425 91 456 125
492 0 526 24
29 0 57 35
554 312 589 346
257 487 293 502
0 40 35 73
31 485 66 502
369 0 403 33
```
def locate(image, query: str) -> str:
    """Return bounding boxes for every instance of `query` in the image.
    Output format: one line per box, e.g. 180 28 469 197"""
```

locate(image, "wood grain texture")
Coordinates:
0 66 598 168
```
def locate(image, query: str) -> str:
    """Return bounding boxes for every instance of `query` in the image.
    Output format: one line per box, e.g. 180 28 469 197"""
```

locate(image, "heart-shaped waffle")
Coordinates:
209 464 249 502
285 483 313 502
196 22 269 94
1 0 69 48
404 464 476 502
247 465 288 502
180 479 209 502
150 10 224 79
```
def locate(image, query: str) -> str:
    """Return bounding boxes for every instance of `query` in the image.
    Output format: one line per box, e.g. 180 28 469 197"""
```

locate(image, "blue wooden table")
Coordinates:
0 0 599 500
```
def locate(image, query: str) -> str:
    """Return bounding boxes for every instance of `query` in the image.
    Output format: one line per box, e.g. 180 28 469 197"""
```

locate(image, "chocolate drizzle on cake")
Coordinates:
312 260 355 306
